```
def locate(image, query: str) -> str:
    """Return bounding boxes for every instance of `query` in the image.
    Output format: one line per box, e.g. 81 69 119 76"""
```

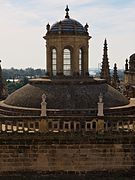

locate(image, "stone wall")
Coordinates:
0 115 135 178
0 134 135 174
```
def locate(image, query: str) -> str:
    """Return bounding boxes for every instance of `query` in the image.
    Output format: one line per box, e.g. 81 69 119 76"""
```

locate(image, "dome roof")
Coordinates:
4 78 129 109
46 6 89 36
49 18 88 35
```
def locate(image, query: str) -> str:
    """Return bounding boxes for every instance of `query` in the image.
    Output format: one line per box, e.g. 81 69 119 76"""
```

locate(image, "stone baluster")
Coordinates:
10 122 13 132
5 122 7 132
16 122 19 132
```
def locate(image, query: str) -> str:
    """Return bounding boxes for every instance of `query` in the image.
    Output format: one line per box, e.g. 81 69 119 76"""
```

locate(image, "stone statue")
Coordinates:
41 93 47 116
42 93 46 103
97 93 104 116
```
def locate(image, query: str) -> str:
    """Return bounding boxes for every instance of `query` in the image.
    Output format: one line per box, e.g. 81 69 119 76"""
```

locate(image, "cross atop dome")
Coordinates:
65 5 70 19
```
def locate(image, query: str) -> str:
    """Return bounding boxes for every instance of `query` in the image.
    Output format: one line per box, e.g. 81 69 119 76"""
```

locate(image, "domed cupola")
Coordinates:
44 6 91 77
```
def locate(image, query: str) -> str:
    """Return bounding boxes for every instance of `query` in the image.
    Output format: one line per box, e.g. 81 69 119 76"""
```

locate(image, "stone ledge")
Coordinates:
0 169 135 179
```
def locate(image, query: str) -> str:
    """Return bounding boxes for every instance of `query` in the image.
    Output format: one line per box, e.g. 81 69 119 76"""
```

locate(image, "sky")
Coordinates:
0 0 135 70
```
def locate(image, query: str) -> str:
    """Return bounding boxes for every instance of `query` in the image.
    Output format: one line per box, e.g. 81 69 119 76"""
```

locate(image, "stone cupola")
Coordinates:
43 6 91 77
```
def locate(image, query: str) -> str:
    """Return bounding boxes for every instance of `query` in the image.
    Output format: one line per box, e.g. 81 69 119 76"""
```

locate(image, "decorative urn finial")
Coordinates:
65 5 70 18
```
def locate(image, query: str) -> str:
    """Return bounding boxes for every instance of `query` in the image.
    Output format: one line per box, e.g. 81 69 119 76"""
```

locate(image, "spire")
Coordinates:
112 63 119 89
65 5 70 19
100 38 111 84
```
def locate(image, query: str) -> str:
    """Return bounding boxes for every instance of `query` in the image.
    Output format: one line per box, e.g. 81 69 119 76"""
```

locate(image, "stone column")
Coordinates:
41 94 47 117
57 40 63 75
83 45 89 76
72 46 79 75
46 42 52 76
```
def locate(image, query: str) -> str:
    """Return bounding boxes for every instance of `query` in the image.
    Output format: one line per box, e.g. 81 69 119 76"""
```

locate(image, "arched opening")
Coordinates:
79 48 83 75
63 48 71 76
52 48 57 76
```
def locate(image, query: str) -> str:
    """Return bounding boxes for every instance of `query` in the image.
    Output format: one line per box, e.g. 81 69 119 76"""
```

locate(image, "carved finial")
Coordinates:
99 93 103 103
65 5 70 18
125 58 128 71
46 23 50 32
84 23 89 32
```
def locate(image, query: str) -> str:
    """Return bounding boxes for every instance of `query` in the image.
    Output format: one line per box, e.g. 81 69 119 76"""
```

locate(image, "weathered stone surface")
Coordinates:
0 135 135 174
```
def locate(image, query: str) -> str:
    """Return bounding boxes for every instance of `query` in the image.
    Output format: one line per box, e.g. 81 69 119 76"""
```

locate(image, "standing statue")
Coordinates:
41 93 47 116
97 93 104 117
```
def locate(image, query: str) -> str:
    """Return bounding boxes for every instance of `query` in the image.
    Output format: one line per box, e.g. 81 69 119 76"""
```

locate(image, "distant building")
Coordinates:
124 53 135 97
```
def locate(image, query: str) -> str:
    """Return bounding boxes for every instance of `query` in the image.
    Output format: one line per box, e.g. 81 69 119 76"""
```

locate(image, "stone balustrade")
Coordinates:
0 116 135 134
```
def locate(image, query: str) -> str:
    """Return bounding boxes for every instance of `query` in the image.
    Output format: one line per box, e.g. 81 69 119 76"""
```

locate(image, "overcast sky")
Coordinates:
0 0 135 69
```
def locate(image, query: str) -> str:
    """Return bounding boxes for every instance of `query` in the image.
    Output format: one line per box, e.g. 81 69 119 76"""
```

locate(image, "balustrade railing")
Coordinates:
0 116 135 134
